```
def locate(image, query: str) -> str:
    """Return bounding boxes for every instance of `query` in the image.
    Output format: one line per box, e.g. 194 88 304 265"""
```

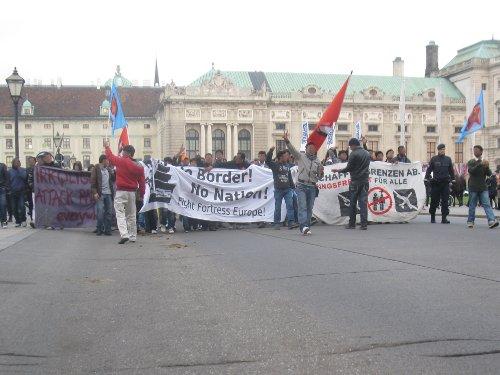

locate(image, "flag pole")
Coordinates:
399 77 406 147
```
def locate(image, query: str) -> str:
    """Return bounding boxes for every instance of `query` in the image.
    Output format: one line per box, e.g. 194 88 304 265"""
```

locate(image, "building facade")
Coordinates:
0 80 162 168
1 40 499 169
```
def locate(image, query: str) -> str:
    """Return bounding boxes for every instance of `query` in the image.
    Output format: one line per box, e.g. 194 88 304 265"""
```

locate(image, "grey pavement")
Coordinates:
0 217 498 374
419 204 500 219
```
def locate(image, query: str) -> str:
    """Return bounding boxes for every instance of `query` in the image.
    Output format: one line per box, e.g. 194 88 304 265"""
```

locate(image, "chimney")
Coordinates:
425 41 439 77
393 57 404 77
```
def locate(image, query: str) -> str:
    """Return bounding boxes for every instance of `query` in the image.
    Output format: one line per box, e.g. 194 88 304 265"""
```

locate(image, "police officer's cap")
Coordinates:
36 151 53 159
437 143 446 150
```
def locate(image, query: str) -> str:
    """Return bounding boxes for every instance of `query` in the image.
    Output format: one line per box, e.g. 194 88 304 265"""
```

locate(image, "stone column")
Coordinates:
226 123 232 159
206 123 212 154
200 123 206 156
232 123 239 155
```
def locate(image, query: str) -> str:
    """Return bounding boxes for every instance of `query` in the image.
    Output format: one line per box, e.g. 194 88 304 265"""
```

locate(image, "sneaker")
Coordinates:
151 230 157 234
184 230 189 233
467 222 474 228
345 224 355 229
96 232 103 236
118 237 129 245
15 223 21 228
273 224 281 230
104 232 112 236
488 220 499 229
441 218 450 224
29 222 35 229
21 222 27 227
168 228 175 234
302 227 311 235
360 226 367 230
160 226 167 233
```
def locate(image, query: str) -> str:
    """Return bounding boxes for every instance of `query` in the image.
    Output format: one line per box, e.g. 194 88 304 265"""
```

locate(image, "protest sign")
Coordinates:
34 166 96 228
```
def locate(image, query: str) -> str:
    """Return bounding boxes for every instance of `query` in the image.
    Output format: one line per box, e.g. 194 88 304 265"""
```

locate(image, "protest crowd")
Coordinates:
1 132 498 244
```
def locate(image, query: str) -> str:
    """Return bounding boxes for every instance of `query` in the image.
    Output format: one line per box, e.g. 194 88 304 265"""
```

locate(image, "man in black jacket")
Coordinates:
0 161 9 228
266 147 295 229
333 138 371 230
425 143 455 224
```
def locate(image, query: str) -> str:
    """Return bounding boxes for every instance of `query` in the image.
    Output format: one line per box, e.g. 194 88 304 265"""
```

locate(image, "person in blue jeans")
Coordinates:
90 155 115 235
266 146 295 229
466 145 499 229
8 158 27 227
284 131 323 235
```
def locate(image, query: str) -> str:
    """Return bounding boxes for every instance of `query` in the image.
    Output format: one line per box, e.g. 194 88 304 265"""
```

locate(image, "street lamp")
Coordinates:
5 67 25 159
53 131 64 167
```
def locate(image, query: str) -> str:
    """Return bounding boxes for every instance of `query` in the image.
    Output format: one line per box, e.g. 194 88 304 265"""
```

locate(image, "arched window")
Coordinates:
238 129 251 160
185 129 199 158
212 129 225 155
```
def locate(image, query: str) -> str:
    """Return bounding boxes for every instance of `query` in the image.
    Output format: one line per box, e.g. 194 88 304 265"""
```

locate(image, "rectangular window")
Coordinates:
426 125 436 133
498 80 500 90
454 126 462 134
83 124 90 130
22 107 31 115
497 107 500 124
103 123 108 129
368 124 378 132
308 123 316 131
83 138 91 149
25 124 32 129
367 141 379 151
42 138 52 148
497 138 500 149
63 124 69 129
454 142 464 163
83 155 91 169
144 138 151 148
275 123 286 131
6 156 13 165
44 124 51 129
481 83 487 91
397 124 408 132
337 124 348 132
144 123 151 129
62 138 71 149
275 140 286 151
427 141 436 160
102 137 110 146
337 139 349 151
25 138 33 149
6 139 13 149
5 124 12 130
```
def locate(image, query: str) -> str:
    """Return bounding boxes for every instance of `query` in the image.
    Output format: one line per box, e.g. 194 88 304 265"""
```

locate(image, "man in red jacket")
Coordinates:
105 142 145 244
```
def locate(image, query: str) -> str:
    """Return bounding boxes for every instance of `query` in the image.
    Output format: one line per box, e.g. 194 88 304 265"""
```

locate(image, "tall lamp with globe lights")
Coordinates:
5 68 25 159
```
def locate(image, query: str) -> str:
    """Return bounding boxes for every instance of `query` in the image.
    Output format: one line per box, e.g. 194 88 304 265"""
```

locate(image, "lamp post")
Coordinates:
69 154 76 169
53 131 64 167
5 68 25 159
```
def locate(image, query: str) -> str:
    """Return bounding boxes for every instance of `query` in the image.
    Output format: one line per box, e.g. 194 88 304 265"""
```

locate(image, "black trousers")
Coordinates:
429 181 450 216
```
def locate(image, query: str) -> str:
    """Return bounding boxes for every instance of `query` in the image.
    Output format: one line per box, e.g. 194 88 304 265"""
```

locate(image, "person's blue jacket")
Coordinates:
9 167 27 193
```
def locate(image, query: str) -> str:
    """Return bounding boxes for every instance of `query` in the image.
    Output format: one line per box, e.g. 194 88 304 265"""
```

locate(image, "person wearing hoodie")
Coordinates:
284 131 323 235
104 143 145 244
8 158 27 227
332 138 371 230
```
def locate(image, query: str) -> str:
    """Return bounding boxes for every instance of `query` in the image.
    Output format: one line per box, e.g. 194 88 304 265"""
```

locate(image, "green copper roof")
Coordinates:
190 69 254 88
22 99 32 107
190 70 464 99
105 65 133 87
101 99 110 108
443 40 500 69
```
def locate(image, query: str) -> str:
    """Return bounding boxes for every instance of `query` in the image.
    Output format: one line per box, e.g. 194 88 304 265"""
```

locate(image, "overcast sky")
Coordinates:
1 0 498 87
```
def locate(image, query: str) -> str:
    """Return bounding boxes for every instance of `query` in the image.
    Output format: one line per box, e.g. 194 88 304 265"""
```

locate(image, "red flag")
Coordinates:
118 126 129 152
307 73 351 150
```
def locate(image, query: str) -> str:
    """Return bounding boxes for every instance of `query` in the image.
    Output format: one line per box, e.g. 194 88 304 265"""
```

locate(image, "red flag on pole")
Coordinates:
118 126 129 152
307 73 351 150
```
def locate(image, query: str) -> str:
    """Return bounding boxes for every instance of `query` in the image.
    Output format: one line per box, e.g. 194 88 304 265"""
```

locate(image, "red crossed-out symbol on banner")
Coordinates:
367 186 393 215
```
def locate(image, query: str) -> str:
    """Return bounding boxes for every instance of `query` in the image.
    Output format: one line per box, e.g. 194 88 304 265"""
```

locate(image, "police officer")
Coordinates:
425 143 455 224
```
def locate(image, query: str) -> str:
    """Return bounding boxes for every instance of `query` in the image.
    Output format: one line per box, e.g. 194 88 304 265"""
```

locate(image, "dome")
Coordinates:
104 65 133 87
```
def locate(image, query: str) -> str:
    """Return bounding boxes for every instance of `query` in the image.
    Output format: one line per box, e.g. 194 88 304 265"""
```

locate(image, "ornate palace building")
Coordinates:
1 40 499 168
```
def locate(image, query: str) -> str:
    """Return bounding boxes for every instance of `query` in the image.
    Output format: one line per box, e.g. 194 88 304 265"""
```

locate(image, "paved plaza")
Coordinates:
0 216 498 374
